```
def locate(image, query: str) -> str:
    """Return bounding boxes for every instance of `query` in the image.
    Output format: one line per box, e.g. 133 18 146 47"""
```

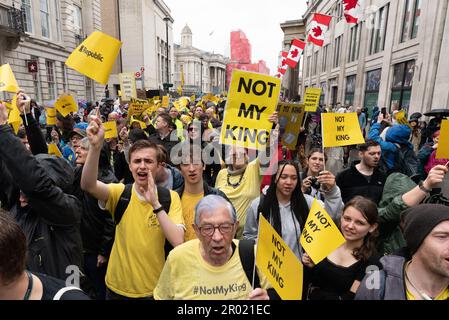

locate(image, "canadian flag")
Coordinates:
285 39 306 68
342 0 364 24
276 52 288 78
307 13 332 47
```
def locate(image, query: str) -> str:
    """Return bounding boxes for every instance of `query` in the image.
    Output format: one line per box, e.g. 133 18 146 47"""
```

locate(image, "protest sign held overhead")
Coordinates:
103 121 118 139
256 215 303 300
162 95 169 108
55 94 78 117
277 102 305 150
65 31 122 85
436 120 449 159
46 107 56 126
304 88 321 112
119 73 137 101
0 64 20 93
322 112 365 147
300 198 346 265
220 70 281 150
128 98 153 118
48 143 62 158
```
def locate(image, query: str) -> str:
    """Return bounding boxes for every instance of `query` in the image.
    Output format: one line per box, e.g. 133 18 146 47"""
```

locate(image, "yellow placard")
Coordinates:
304 88 321 112
322 112 365 148
162 95 169 108
55 94 78 117
0 63 20 93
394 110 412 128
256 215 303 300
119 72 137 101
48 143 62 158
277 102 305 150
177 85 182 96
128 98 152 118
300 198 346 265
46 107 56 126
7 95 22 134
103 121 118 139
436 120 449 159
190 95 196 103
65 31 122 85
130 115 147 129
219 70 281 150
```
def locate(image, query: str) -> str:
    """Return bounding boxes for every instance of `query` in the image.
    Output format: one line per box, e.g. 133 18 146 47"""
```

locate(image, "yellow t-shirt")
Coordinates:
104 183 185 298
215 159 261 238
406 286 449 300
153 239 271 300
181 191 204 241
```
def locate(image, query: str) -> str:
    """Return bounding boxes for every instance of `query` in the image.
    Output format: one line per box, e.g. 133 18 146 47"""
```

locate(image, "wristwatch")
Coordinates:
153 206 165 214
418 181 432 193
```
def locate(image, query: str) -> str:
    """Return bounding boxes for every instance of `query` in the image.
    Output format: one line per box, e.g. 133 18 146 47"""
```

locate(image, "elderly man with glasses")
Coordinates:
154 195 274 300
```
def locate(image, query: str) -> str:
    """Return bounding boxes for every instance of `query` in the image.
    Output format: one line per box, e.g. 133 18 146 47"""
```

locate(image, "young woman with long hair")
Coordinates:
302 196 380 300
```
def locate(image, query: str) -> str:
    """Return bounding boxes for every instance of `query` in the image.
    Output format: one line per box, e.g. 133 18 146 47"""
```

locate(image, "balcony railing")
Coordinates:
0 5 25 36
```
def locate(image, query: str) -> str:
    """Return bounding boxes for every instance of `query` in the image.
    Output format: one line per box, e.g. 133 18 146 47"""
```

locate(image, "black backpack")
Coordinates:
114 184 173 257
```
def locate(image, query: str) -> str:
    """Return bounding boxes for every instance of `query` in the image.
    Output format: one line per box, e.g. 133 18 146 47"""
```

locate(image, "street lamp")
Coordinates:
200 57 203 94
163 16 171 94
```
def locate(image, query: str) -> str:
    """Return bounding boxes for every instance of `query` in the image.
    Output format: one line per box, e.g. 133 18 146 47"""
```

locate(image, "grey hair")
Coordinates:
79 137 90 149
194 195 237 225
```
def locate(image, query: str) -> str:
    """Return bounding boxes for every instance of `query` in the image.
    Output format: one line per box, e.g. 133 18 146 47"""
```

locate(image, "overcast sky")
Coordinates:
163 0 308 75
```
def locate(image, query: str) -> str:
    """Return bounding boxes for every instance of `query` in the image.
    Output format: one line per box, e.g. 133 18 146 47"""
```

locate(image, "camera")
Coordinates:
310 176 321 190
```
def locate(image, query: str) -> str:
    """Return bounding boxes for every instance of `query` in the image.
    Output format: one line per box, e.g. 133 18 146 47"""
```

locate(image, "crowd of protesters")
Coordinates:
0 92 448 301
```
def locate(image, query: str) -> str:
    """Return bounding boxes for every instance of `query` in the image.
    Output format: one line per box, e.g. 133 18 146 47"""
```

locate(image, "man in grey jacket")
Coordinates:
356 204 449 300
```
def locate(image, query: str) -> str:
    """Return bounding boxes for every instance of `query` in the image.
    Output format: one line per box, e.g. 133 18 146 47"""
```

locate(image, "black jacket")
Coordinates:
336 161 386 204
73 145 116 257
0 124 83 280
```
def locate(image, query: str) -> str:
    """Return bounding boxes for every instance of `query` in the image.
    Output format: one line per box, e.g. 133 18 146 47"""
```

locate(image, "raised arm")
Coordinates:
80 115 110 202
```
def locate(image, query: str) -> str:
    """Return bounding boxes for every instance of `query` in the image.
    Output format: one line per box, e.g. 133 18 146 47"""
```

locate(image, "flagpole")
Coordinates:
321 112 326 172
252 213 263 290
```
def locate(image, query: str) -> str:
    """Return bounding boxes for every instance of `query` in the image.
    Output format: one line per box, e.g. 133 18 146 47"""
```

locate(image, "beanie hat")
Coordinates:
402 204 449 254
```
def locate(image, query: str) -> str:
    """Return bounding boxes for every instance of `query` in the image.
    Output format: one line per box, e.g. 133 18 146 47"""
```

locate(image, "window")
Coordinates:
411 0 421 39
306 56 311 78
391 60 415 113
31 56 42 102
54 0 62 41
348 23 361 63
312 51 318 76
402 0 421 42
22 0 33 33
40 0 50 38
73 5 83 35
319 81 327 106
369 5 389 55
333 36 342 68
85 77 93 102
322 45 329 72
345 75 356 106
364 69 382 117
46 60 56 100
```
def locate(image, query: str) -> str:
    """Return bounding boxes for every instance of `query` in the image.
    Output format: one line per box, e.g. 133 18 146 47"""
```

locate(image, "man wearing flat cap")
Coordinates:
356 204 449 300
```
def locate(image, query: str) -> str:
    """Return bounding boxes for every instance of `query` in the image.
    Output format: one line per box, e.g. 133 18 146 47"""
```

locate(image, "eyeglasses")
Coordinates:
188 127 199 132
197 223 234 237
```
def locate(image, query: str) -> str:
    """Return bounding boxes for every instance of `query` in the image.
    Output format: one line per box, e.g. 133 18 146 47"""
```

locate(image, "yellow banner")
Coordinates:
177 85 182 96
162 95 169 108
300 198 346 264
190 95 196 103
46 107 56 126
48 143 62 158
304 88 321 112
55 94 78 117
256 215 303 300
436 120 449 159
277 103 305 150
103 121 118 139
322 112 365 148
119 72 137 102
0 64 20 93
220 70 281 150
65 31 122 85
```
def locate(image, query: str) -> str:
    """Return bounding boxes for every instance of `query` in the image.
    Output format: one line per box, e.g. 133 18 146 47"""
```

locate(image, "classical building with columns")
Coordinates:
301 0 449 116
174 25 228 95
0 0 103 104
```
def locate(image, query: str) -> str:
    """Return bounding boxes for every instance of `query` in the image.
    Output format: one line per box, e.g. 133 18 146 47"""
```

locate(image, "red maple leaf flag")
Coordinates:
275 51 289 79
285 39 306 68
307 13 332 47
342 0 364 24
